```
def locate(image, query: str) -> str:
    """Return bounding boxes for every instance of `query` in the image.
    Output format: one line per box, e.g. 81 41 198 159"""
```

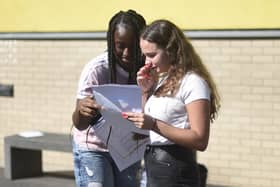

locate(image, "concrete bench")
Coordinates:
4 132 72 180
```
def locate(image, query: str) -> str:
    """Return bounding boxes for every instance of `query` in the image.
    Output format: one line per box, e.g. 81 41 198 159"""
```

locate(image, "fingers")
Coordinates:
138 62 153 78
122 112 156 130
122 112 146 129
122 112 137 121
134 122 144 129
78 96 102 117
122 112 144 119
79 106 94 117
137 63 156 92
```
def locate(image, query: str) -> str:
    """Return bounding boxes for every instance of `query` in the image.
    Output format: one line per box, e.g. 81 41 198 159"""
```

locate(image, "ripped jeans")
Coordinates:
72 141 141 187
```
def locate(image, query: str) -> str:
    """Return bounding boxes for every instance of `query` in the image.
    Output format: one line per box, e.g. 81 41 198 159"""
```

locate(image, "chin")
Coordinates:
121 59 129 63
156 68 162 73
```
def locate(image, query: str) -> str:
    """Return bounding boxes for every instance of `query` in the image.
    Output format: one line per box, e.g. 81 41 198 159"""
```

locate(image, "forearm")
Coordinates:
72 109 79 127
152 120 209 151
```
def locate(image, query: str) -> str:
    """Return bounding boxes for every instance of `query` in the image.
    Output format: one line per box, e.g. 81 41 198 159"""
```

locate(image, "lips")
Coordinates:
150 64 157 70
121 56 132 63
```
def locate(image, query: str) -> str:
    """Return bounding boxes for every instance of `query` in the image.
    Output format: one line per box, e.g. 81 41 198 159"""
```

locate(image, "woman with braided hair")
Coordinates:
71 10 146 187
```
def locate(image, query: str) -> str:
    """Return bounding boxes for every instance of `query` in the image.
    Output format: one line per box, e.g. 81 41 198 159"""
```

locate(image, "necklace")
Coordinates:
156 72 168 90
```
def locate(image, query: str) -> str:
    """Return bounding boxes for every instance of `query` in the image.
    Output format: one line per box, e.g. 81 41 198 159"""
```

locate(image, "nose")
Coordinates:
145 58 151 65
123 47 130 57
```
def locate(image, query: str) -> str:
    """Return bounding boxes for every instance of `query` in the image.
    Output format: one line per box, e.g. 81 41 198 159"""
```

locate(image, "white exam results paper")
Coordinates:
92 84 150 171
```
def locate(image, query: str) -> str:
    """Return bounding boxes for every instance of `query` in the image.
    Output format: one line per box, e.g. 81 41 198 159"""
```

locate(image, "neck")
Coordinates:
158 72 168 78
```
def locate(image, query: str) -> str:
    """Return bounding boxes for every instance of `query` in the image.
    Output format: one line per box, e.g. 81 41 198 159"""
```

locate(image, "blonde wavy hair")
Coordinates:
141 19 220 122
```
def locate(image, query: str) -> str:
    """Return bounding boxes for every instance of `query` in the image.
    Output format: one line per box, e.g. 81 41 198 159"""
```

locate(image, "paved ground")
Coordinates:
0 168 75 187
0 167 226 187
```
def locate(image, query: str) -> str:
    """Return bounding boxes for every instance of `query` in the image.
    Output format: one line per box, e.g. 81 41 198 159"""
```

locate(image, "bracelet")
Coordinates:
91 111 102 125
151 117 157 130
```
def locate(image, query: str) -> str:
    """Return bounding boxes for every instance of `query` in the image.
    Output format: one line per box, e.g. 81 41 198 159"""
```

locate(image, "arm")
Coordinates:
124 99 210 151
72 97 101 130
152 99 210 151
72 57 104 130
137 63 156 111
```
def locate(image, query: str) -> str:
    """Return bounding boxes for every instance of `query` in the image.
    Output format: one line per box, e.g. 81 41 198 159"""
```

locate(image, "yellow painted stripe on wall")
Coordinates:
0 0 279 32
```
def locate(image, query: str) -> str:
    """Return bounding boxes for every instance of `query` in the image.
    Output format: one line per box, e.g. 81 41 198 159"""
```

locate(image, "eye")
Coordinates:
115 43 125 50
145 52 156 58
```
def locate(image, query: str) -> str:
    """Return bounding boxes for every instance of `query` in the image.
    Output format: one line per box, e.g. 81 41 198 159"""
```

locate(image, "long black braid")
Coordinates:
107 9 146 83
83 10 146 147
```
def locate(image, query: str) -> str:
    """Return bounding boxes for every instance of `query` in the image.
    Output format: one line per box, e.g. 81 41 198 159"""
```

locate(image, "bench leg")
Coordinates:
5 144 42 179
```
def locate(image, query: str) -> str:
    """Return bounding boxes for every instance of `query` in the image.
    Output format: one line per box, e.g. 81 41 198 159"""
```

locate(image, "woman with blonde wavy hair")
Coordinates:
123 19 220 187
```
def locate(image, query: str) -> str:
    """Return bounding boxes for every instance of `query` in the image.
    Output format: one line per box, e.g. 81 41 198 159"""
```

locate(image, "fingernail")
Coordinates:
121 112 128 119
144 74 150 79
145 63 152 68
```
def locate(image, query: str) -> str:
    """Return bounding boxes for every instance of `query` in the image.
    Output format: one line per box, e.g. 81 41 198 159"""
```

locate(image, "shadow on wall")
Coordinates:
199 164 232 187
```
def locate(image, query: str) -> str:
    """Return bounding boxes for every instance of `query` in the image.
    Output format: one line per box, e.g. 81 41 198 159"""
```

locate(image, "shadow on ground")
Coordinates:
0 168 75 187
1 167 231 187
44 170 75 179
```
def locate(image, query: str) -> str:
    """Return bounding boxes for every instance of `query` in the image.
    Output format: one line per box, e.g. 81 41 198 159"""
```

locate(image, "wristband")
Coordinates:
151 117 157 130
91 111 102 125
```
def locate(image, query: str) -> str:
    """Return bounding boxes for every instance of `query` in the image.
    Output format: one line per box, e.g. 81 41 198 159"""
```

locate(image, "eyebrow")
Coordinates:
144 52 156 56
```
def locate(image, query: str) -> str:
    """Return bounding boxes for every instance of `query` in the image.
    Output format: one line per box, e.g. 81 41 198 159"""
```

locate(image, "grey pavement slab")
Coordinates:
0 168 75 187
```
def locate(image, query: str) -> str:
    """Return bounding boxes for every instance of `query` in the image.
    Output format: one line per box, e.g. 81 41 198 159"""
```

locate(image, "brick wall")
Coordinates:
193 39 280 187
0 40 107 172
0 39 279 187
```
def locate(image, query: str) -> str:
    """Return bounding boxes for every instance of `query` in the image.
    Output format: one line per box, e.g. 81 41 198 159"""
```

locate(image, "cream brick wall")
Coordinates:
193 39 280 187
0 39 279 187
0 40 107 171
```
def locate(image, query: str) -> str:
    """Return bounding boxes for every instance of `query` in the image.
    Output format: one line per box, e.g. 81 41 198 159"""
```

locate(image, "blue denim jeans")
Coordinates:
72 141 141 187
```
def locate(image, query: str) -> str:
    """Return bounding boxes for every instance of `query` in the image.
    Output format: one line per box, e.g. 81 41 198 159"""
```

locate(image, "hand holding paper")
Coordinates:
121 111 156 130
91 84 150 171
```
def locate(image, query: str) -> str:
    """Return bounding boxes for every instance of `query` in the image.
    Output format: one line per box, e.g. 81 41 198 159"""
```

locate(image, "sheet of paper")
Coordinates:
92 84 150 171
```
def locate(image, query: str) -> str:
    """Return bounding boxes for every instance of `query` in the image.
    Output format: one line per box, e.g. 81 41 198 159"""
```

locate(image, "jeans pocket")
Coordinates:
147 150 173 179
150 160 172 179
